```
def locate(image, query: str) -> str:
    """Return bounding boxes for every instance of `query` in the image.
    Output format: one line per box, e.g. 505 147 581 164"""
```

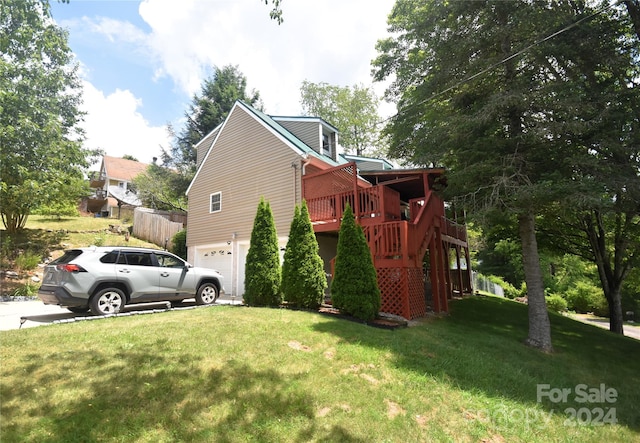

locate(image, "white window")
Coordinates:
322 133 331 157
210 192 222 213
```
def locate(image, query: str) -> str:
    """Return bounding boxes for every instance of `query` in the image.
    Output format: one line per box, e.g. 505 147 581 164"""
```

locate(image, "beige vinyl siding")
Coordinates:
352 159 382 171
187 106 302 250
275 120 321 154
195 127 221 168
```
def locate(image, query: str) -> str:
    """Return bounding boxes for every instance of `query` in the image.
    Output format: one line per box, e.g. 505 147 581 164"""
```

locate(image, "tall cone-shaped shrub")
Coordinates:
244 197 282 306
282 201 327 308
331 203 380 321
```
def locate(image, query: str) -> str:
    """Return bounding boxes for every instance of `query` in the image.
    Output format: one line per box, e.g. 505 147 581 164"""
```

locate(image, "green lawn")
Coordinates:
22 214 127 232
1 296 638 442
19 215 157 250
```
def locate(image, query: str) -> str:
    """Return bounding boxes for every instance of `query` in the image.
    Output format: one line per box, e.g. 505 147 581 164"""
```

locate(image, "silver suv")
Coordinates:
38 247 225 316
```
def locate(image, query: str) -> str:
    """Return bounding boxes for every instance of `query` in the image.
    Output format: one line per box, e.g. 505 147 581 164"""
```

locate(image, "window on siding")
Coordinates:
322 133 331 157
210 192 222 213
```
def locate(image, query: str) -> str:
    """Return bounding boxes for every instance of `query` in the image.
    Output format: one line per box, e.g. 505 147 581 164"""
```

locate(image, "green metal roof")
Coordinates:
238 101 343 167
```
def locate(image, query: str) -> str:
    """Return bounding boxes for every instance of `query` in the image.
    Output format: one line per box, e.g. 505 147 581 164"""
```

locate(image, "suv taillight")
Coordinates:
56 264 86 273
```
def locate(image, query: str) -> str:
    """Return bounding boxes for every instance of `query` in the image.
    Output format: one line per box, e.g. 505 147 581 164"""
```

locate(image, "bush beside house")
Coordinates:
331 204 380 321
171 229 187 260
244 198 282 306
282 201 327 309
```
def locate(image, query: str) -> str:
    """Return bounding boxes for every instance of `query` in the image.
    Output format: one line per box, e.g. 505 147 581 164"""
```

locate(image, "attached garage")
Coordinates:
194 244 234 295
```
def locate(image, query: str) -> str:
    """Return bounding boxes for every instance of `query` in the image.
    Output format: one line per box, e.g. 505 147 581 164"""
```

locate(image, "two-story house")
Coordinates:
186 100 472 319
86 155 149 218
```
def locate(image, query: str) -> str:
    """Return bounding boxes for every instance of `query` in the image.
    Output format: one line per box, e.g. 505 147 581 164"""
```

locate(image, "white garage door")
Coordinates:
196 246 233 294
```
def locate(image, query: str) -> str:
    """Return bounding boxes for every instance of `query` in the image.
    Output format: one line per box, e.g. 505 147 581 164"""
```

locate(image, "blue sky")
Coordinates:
50 0 397 166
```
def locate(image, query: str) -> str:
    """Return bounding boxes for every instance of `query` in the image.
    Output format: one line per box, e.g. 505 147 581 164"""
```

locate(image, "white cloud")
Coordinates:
136 0 396 115
80 81 170 163
84 16 148 44
59 0 398 167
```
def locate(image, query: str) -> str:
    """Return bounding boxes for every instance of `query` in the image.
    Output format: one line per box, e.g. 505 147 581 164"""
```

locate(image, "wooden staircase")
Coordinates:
303 162 472 319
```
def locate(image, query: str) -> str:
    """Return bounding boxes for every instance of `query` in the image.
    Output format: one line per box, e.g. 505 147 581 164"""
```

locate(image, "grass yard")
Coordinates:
1 296 639 442
12 215 157 250
21 215 128 232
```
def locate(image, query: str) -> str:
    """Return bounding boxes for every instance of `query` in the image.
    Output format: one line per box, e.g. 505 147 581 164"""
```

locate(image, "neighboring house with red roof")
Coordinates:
85 155 149 218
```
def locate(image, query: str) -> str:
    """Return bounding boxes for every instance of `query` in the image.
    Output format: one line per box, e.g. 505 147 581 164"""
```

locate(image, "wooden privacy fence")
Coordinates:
133 208 185 249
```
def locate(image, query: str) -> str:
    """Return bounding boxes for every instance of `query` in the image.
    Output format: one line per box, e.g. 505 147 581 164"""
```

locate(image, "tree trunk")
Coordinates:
623 0 640 41
607 286 625 334
1 212 28 234
583 211 626 335
519 211 553 352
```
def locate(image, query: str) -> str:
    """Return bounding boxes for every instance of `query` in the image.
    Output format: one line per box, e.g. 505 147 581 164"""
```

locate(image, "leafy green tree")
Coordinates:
533 5 639 334
374 0 560 351
0 0 94 233
622 0 640 39
331 204 380 321
372 0 637 350
32 175 89 219
473 212 524 287
300 81 382 156
171 65 263 174
244 198 282 306
134 162 189 211
135 66 262 210
282 201 327 308
621 267 640 319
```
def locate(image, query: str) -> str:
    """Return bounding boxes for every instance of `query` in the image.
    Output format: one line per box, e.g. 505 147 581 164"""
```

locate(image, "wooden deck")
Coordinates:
303 163 472 319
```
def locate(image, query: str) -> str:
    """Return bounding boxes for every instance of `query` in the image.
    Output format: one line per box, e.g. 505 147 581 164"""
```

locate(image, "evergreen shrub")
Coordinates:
244 198 282 306
282 201 327 308
331 203 380 321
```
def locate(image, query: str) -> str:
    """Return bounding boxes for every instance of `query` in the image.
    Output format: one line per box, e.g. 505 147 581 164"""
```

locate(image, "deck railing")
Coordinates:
441 217 467 243
306 184 400 224
308 182 467 266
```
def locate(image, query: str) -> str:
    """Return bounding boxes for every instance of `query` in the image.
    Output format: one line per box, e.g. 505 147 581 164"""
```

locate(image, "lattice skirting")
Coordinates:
377 266 427 320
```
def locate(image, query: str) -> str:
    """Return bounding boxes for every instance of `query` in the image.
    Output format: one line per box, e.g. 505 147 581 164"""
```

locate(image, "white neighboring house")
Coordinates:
86 155 149 218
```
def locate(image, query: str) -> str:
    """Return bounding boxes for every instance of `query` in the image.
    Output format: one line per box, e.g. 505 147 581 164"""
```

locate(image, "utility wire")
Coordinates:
376 1 619 128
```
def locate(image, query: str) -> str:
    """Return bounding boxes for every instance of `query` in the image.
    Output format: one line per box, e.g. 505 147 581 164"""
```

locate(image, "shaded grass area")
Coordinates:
1 296 638 442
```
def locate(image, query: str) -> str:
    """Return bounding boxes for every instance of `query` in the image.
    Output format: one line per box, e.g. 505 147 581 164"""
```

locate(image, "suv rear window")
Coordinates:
100 251 120 264
50 250 83 265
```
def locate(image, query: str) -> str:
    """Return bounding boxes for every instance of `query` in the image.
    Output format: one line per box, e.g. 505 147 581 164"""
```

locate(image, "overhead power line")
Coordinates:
376 1 619 128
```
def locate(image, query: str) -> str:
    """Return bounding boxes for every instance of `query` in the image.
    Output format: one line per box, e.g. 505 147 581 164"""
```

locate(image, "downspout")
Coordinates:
291 161 298 207
351 161 359 219
298 154 311 203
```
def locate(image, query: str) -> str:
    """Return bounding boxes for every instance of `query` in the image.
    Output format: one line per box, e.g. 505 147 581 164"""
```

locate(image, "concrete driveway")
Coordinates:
0 295 241 331
570 313 640 341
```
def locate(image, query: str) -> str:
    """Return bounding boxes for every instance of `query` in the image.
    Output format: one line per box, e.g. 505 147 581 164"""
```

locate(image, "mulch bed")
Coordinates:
317 305 408 330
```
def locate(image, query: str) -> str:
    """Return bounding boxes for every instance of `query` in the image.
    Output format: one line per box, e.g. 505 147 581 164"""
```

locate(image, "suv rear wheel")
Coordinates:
196 283 219 305
67 306 90 314
90 288 126 315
